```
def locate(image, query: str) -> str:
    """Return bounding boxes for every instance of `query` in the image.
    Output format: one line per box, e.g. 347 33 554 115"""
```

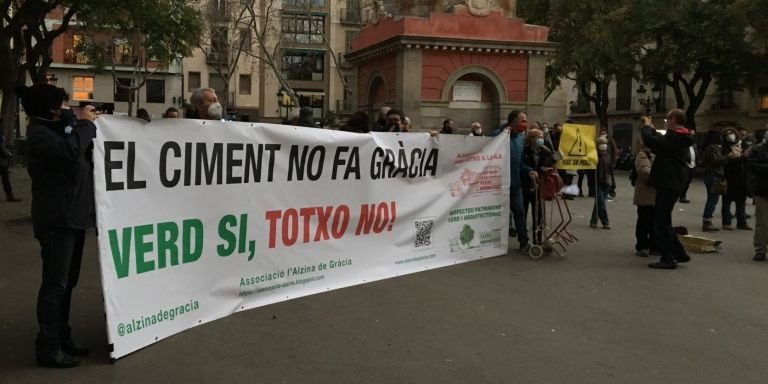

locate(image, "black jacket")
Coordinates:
641 125 695 192
26 118 97 236
522 145 554 192
746 143 768 197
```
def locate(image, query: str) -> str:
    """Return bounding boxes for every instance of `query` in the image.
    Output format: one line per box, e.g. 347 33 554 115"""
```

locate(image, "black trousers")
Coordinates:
0 165 12 198
679 168 693 199
635 205 657 252
654 190 687 264
577 170 595 196
522 189 544 244
36 228 85 354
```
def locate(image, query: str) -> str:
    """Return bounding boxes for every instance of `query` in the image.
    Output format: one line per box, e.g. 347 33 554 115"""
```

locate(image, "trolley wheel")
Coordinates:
528 245 545 259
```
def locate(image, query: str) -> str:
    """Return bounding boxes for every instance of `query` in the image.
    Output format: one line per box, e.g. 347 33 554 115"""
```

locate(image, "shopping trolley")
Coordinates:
528 168 579 259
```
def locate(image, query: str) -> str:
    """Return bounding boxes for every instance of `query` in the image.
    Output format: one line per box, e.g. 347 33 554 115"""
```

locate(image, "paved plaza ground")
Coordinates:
1 166 767 383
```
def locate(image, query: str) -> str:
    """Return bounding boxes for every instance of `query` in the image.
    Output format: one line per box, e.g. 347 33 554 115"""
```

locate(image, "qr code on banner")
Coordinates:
413 218 435 250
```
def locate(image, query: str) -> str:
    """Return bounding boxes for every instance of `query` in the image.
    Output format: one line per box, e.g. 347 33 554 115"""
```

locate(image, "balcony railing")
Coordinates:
206 47 229 66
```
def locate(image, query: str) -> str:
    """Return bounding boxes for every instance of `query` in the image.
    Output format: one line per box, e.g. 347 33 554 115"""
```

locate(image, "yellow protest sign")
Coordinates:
556 123 597 170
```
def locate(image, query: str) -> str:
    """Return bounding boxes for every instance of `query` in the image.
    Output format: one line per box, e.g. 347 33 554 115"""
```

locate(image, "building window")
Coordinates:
282 49 324 81
239 28 252 52
760 87 768 112
114 78 133 102
239 74 251 95
281 13 325 44
112 37 134 66
344 30 359 52
72 76 94 101
146 79 165 103
188 72 201 92
72 34 90 64
209 74 226 98
615 75 632 111
296 93 324 120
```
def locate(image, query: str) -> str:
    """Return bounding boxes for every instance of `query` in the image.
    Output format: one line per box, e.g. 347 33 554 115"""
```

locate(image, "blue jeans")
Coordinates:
510 187 529 245
590 186 609 226
703 174 720 220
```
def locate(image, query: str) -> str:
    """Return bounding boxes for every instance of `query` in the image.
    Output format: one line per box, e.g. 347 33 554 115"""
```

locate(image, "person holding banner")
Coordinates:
490 110 531 251
187 88 223 120
641 110 694 269
17 84 98 368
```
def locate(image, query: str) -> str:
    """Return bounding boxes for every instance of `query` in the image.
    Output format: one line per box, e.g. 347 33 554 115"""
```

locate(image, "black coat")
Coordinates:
641 125 695 192
746 143 768 197
26 118 97 237
522 145 554 192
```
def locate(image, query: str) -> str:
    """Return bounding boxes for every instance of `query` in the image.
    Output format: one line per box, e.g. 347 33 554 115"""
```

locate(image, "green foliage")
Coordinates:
459 225 474 246
77 0 203 69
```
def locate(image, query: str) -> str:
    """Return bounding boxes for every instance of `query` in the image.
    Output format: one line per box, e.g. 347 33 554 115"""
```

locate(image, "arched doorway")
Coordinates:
442 66 504 133
367 75 387 119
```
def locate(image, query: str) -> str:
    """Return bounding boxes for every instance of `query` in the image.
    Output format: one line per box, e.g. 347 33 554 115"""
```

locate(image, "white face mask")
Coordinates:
598 144 608 151
727 134 736 143
208 102 223 119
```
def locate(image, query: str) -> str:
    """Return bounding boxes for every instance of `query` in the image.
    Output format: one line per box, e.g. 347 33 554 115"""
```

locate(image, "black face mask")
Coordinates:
59 109 76 129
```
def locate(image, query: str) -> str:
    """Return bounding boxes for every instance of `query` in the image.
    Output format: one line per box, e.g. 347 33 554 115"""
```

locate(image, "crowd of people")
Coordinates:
8 83 768 368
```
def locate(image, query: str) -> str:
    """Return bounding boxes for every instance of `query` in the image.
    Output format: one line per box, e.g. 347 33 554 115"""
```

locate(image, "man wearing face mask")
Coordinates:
490 110 532 251
641 110 695 269
16 84 98 368
187 88 223 120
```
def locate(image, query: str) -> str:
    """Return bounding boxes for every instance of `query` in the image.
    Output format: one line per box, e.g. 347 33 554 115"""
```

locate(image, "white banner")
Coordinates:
93 116 510 359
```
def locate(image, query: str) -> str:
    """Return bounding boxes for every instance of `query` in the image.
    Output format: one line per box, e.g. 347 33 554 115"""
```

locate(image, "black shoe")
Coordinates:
754 252 766 262
508 228 517 238
563 194 575 200
679 198 690 204
676 254 691 263
36 350 79 368
519 242 530 252
648 261 677 269
62 341 90 357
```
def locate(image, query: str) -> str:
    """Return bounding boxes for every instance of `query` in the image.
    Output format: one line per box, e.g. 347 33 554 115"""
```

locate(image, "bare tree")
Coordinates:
198 0 256 111
240 0 298 108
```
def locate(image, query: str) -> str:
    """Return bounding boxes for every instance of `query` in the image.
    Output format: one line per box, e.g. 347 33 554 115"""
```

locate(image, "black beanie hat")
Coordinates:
14 84 69 119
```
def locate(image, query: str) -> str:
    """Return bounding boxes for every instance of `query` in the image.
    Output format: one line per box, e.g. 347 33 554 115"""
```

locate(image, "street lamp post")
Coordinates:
636 84 661 116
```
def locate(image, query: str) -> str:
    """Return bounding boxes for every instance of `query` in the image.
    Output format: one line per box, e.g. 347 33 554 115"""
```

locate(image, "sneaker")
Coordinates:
648 261 677 269
722 224 733 231
602 224 611 230
590 223 598 229
738 223 753 231
754 252 766 261
636 249 650 257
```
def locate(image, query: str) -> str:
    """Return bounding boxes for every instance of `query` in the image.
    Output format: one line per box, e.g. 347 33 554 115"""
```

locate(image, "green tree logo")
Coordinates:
460 224 475 248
